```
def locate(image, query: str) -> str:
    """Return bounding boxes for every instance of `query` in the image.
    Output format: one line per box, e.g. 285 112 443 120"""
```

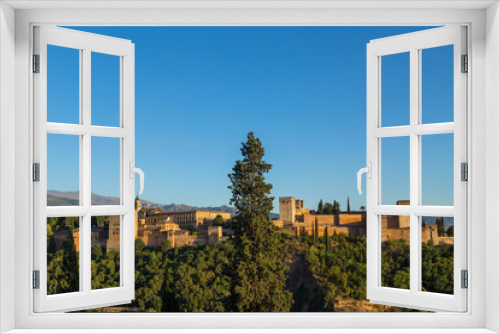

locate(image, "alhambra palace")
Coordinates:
133 198 231 248
275 197 453 246
53 196 453 253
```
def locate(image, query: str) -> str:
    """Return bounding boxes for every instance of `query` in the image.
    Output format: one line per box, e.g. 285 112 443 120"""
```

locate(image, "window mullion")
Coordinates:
82 48 92 294
416 47 424 294
409 47 420 294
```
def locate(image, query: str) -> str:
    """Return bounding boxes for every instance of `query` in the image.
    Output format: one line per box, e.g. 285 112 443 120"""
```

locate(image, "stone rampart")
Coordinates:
336 213 366 225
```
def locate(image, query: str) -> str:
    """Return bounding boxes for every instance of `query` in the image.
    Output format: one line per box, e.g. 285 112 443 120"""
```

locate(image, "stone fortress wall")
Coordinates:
53 196 452 254
276 197 453 246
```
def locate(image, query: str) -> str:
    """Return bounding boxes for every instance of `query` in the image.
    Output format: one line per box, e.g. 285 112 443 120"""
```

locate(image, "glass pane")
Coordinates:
91 52 120 127
421 45 454 124
47 45 80 124
91 215 121 290
47 134 79 206
421 134 454 206
381 137 410 205
421 216 454 294
91 137 120 204
381 52 410 127
47 216 80 295
381 215 410 290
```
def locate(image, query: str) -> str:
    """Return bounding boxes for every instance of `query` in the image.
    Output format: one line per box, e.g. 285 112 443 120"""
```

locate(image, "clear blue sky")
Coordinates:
47 26 454 212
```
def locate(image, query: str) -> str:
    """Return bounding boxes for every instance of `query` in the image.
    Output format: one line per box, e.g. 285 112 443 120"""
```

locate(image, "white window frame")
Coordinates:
0 1 499 333
33 26 136 312
366 26 467 312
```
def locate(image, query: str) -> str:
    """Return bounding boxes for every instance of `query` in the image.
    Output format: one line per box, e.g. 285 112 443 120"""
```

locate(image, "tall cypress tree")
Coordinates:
332 200 341 214
317 200 324 214
228 132 293 312
63 231 79 292
325 226 330 252
447 225 454 237
436 217 445 237
347 197 351 213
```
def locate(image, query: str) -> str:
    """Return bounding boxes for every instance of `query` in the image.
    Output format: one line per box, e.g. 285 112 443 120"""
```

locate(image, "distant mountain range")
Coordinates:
47 190 244 216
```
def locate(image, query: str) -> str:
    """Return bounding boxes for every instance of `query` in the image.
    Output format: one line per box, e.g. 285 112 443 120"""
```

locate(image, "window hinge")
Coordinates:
461 270 468 289
461 162 468 182
33 54 40 73
461 54 468 73
33 270 40 289
33 163 40 182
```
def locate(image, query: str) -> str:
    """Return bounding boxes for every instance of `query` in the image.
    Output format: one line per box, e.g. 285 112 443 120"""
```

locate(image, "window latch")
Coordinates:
357 162 372 195
129 162 145 195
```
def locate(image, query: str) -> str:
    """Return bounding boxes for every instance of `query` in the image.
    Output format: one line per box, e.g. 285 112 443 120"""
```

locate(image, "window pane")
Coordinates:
47 45 80 124
91 137 120 204
381 137 410 205
91 52 120 127
47 217 80 295
421 216 454 295
421 134 454 206
381 215 410 290
421 45 454 124
91 215 121 290
47 134 79 206
381 52 410 127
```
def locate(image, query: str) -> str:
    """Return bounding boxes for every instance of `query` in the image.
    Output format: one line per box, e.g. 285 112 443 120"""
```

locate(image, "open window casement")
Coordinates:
363 26 467 312
33 26 140 312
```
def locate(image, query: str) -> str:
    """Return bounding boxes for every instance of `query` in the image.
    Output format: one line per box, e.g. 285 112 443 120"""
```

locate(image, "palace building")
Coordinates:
276 197 453 246
52 196 452 255
134 197 230 247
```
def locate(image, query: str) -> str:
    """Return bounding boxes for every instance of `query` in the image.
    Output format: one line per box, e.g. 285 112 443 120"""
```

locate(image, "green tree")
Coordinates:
323 202 334 214
47 224 56 254
317 200 324 214
325 226 331 252
91 216 105 228
213 214 225 226
91 244 103 261
228 132 293 312
447 225 454 237
347 197 351 213
63 231 79 292
332 200 341 214
305 234 369 307
135 238 145 252
381 239 410 290
436 217 445 237
422 242 454 294
162 239 172 252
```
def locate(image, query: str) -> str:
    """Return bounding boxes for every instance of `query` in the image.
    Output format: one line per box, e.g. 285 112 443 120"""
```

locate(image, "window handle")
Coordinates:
357 162 372 195
129 162 145 195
